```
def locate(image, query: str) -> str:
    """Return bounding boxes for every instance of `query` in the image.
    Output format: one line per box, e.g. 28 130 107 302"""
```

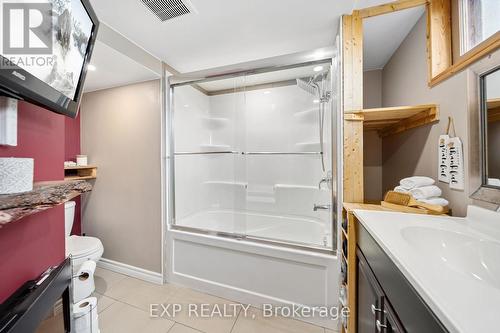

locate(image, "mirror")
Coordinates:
473 66 500 205
482 67 500 187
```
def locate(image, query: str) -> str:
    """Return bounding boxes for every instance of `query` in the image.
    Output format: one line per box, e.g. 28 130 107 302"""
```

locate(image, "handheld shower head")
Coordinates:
296 78 317 95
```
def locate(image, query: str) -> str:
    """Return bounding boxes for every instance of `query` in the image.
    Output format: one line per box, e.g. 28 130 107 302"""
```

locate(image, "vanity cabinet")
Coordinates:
357 249 403 333
356 222 448 333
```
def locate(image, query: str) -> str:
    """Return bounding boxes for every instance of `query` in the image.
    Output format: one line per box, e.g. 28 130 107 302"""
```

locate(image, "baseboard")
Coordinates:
97 258 163 285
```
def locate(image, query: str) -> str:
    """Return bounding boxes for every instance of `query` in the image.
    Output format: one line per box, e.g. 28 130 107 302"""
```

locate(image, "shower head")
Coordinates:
296 78 317 96
296 70 330 97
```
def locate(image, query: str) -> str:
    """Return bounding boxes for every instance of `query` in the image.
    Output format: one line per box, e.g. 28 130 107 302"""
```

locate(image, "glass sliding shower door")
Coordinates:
170 61 336 251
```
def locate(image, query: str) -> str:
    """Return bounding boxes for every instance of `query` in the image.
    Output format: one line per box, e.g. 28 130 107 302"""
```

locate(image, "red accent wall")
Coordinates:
64 113 82 235
0 102 66 303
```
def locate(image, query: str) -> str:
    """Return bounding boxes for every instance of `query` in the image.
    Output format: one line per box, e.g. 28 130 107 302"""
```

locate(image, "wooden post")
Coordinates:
427 0 452 81
342 11 364 204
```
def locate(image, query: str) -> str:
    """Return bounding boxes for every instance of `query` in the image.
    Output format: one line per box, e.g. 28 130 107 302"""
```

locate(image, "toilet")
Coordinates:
65 202 103 330
64 201 104 275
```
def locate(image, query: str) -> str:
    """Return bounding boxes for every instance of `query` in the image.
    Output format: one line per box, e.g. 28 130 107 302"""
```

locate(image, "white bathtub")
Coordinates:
176 209 332 248
167 210 339 329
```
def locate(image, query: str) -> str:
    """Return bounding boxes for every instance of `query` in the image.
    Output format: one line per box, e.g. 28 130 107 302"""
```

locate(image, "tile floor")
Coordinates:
92 268 339 333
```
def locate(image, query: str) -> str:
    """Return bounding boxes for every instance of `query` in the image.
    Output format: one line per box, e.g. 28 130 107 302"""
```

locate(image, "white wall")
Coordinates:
486 68 500 99
81 80 162 272
363 70 383 201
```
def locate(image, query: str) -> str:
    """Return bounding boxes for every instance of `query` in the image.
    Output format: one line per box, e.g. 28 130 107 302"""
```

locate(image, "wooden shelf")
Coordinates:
0 180 92 226
361 104 439 137
342 227 348 240
487 98 500 123
64 165 97 180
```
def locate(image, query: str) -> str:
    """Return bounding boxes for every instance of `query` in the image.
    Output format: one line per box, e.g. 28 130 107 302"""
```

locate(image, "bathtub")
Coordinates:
176 209 332 248
167 209 339 329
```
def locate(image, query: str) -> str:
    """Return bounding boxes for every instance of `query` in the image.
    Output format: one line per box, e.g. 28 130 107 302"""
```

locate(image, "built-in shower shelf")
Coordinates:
203 181 248 188
293 108 318 122
295 142 321 152
202 117 230 129
360 104 439 137
199 144 232 151
274 184 321 190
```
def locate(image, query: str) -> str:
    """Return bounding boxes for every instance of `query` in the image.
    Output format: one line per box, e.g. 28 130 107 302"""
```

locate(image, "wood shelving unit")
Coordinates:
64 165 97 180
362 104 439 137
0 180 92 225
341 203 396 333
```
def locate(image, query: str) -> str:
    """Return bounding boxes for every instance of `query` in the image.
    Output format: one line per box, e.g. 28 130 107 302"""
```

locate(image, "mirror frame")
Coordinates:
471 65 500 205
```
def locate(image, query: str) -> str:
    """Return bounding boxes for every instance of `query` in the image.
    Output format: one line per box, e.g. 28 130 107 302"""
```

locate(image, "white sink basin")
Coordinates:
401 226 500 289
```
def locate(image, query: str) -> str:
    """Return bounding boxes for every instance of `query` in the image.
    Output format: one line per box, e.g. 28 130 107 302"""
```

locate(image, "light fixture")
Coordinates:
311 50 327 60
184 104 189 108
264 91 271 95
87 64 96 71
313 66 323 72
313 99 320 104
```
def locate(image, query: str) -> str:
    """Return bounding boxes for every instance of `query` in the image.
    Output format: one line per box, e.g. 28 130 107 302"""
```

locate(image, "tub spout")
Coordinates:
313 204 331 211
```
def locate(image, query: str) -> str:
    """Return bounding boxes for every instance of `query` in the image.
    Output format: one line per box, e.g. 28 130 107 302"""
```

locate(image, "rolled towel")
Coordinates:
400 176 435 190
394 186 410 193
410 185 442 200
418 197 449 207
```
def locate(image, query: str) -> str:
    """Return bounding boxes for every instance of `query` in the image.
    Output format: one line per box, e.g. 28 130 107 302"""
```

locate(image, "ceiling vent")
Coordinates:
140 0 196 22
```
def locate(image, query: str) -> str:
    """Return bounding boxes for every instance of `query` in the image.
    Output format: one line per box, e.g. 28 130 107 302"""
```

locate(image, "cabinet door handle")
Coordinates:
371 304 382 315
376 320 387 332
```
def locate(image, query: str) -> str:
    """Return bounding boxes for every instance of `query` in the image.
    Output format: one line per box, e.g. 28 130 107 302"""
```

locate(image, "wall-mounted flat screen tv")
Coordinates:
0 0 99 118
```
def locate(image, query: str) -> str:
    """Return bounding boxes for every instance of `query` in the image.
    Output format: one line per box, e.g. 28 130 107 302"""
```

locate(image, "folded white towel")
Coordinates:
400 176 435 189
410 185 442 200
418 197 449 207
394 186 410 193
488 178 500 187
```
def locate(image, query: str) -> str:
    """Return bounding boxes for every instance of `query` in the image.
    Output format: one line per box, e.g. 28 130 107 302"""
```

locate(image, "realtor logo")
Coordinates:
2 2 53 54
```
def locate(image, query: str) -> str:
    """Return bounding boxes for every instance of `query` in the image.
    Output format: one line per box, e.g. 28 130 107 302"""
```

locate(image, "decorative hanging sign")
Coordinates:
438 134 450 183
448 136 464 190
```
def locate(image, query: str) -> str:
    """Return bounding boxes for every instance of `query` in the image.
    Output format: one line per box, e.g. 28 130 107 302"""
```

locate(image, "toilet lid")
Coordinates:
66 235 103 258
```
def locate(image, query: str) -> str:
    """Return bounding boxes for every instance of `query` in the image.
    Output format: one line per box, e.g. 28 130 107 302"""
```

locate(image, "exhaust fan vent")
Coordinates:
140 0 196 22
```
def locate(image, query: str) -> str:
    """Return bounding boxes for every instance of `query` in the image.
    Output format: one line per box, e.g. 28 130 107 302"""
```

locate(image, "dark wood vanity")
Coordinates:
356 222 448 333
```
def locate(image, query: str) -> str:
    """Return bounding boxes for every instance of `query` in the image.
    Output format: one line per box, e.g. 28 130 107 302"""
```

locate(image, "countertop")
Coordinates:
353 207 500 333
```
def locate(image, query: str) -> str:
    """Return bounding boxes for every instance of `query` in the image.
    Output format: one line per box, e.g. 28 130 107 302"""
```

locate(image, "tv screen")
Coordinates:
0 0 99 118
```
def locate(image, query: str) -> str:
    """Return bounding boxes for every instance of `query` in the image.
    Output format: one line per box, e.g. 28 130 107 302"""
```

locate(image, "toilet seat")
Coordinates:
66 235 104 259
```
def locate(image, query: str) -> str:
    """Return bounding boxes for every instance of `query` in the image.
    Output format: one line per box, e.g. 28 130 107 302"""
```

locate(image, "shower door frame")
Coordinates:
166 47 341 255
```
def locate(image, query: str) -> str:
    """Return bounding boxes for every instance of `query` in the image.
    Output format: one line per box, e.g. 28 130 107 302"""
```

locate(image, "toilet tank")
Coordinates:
64 201 76 237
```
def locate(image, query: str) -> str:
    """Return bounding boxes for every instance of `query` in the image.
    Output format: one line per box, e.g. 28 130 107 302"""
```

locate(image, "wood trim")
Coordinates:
361 104 437 121
343 14 354 112
352 11 363 113
342 11 364 205
430 31 500 86
359 0 428 18
346 209 357 333
343 118 364 205
342 204 394 333
427 0 452 81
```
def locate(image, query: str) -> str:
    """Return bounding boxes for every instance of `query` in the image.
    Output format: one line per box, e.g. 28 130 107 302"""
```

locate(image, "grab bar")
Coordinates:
175 151 323 156
175 151 239 155
243 152 323 155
